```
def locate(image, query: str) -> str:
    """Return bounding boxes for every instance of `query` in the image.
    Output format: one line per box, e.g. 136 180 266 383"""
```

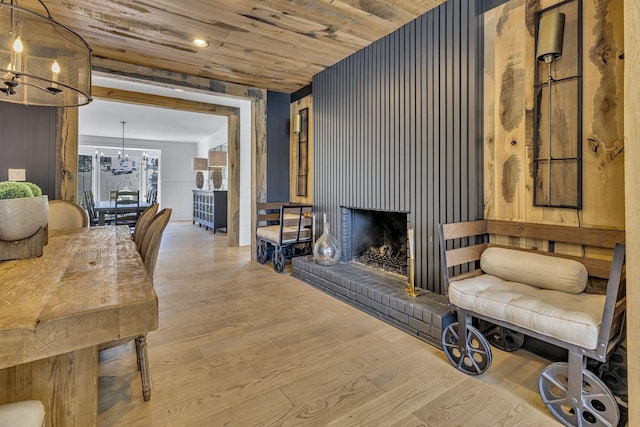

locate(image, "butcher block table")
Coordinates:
0 226 158 426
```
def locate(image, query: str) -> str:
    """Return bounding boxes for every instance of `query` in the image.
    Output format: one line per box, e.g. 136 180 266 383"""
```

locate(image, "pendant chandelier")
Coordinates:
0 0 92 106
118 121 128 162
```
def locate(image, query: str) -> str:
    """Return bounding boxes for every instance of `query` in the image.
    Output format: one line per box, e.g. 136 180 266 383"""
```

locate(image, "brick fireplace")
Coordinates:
340 207 409 277
292 206 454 347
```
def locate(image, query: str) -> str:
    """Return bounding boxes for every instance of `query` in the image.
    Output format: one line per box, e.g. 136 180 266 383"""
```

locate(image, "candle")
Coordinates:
408 228 414 260
12 37 22 71
51 60 60 88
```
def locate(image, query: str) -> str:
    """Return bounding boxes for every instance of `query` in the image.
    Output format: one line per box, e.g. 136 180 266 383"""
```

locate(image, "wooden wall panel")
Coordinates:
313 0 482 294
58 107 79 202
484 0 625 230
624 0 639 423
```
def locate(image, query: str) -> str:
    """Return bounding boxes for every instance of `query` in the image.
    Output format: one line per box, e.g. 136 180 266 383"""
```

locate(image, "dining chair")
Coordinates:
139 208 172 280
0 400 45 427
114 190 140 230
84 190 100 226
133 203 159 250
48 200 89 230
99 208 172 401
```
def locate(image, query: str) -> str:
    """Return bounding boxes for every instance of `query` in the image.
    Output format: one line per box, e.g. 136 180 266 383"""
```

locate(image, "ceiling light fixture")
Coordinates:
192 39 209 48
118 121 128 162
0 0 92 106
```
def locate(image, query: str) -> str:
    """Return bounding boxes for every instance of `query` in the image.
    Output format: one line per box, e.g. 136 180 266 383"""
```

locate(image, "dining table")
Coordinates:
0 226 158 426
94 199 152 225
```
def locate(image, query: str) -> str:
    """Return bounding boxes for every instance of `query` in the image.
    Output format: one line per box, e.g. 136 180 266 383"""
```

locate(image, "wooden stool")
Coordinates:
0 400 45 427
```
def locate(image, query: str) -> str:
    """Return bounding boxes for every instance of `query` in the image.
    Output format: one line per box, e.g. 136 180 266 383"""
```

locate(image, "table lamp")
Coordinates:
191 158 208 189
208 151 226 190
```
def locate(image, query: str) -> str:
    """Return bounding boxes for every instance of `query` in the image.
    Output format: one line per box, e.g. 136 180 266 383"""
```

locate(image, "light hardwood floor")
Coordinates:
98 222 560 426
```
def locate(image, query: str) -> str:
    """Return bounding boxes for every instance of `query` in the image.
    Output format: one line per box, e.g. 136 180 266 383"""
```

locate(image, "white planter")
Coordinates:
0 195 49 241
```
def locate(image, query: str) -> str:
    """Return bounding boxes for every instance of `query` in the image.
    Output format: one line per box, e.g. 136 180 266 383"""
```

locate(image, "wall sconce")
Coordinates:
94 150 104 162
208 150 226 190
536 11 565 205
0 0 92 106
294 114 302 135
192 157 208 189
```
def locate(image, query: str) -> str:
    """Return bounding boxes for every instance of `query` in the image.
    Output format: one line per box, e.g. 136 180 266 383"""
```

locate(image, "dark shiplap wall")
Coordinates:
0 103 57 198
266 90 291 202
313 0 483 294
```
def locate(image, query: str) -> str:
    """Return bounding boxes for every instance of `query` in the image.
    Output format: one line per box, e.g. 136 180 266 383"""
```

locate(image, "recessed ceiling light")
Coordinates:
192 39 209 48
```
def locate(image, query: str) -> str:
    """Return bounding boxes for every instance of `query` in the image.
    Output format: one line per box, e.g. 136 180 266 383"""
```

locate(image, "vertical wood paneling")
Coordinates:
313 0 482 294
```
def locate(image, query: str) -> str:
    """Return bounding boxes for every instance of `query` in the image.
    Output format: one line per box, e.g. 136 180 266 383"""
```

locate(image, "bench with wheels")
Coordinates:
256 203 312 273
439 220 626 427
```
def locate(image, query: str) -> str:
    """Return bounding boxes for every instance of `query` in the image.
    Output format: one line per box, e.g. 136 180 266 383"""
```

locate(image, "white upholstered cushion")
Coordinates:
480 247 588 293
0 400 45 427
449 274 605 349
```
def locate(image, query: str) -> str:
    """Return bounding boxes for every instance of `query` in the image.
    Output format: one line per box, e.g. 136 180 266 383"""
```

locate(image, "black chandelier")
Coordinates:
0 0 92 106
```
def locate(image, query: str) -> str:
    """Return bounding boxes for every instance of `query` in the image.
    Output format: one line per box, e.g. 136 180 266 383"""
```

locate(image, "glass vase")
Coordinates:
314 220 341 266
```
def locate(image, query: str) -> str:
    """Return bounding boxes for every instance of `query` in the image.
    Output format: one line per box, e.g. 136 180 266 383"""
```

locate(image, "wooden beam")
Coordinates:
57 107 79 202
92 86 239 117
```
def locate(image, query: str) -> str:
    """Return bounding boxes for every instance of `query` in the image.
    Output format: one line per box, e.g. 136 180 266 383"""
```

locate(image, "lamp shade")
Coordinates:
192 157 208 171
536 12 565 62
294 114 302 134
208 151 226 167
0 1 92 106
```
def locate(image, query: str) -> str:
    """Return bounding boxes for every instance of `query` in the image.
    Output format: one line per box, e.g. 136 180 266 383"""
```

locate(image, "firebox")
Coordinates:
340 207 409 276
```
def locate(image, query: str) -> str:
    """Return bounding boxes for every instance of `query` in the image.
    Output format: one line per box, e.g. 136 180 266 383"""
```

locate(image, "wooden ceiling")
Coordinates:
21 0 446 93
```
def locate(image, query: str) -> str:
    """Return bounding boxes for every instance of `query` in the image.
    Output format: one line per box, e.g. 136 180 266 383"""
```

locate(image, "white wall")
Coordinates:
80 135 197 221
238 102 251 246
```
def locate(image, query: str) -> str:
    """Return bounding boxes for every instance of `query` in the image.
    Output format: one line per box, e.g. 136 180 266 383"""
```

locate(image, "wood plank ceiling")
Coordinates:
19 0 446 93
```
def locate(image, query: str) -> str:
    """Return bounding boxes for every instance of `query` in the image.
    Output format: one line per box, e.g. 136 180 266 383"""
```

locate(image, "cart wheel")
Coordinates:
272 250 286 273
599 345 627 398
539 362 619 427
486 327 525 352
257 242 268 264
441 322 492 375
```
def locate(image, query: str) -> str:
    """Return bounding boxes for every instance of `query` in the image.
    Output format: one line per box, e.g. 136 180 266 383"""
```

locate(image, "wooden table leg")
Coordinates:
0 346 98 427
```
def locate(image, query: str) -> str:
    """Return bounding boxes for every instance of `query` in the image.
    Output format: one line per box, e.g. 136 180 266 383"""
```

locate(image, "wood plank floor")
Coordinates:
98 222 561 426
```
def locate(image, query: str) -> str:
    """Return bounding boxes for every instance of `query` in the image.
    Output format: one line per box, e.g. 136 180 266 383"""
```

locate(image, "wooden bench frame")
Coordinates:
439 219 626 426
256 203 313 273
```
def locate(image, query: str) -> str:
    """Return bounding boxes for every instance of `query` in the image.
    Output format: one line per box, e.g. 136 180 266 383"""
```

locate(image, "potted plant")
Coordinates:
0 181 49 243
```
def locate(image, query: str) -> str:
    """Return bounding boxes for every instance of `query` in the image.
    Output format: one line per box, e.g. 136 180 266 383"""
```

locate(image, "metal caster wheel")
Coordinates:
257 242 268 264
486 326 525 352
599 345 627 398
538 362 619 427
441 322 492 375
272 250 286 273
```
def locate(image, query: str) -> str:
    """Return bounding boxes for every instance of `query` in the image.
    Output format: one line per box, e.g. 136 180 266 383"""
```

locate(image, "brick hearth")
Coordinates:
292 257 455 347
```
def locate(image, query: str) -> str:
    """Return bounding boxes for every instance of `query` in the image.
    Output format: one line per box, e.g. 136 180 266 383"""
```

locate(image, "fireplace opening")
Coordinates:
343 208 408 276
